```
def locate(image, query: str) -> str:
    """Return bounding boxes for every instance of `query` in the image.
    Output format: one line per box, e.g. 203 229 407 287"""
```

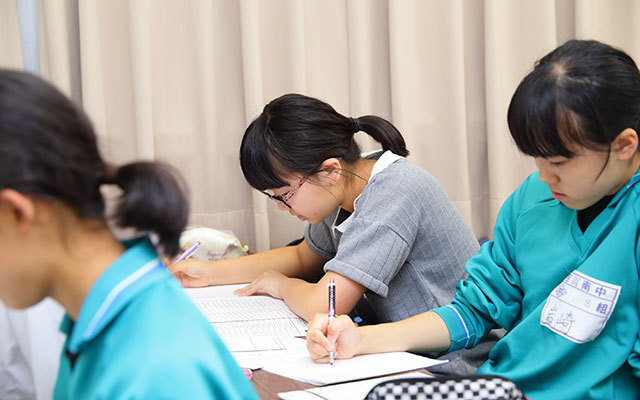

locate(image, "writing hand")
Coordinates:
306 313 359 363
166 258 214 287
233 270 287 299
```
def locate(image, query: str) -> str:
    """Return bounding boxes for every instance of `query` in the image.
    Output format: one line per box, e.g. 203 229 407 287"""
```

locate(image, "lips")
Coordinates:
551 191 567 200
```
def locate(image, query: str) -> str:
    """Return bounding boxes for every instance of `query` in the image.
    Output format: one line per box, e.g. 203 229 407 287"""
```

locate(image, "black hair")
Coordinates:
0 69 188 256
508 39 640 158
239 93 409 190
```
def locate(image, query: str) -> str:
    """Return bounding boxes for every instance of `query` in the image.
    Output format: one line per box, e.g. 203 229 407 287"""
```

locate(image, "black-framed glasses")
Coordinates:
259 176 307 209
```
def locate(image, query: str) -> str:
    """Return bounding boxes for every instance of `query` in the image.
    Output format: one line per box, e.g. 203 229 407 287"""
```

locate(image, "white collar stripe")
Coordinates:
84 258 161 339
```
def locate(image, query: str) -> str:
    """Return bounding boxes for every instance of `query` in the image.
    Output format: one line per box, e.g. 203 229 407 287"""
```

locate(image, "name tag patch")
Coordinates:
540 270 620 343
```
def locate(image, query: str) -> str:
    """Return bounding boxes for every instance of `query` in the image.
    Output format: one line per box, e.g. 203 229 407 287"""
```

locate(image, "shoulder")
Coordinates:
100 279 225 361
363 158 445 204
373 158 439 186
85 281 254 397
627 176 640 214
504 172 553 213
353 159 470 236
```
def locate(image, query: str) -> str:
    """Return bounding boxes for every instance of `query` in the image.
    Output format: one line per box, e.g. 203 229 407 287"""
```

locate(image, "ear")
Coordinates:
0 189 36 236
319 158 343 186
612 128 639 161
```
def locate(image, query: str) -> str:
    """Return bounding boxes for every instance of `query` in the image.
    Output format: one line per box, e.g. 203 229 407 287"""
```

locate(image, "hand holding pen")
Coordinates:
172 241 201 264
305 308 361 364
328 278 336 365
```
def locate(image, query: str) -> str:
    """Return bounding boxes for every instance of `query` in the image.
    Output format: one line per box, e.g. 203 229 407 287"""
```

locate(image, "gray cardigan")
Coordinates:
305 153 499 374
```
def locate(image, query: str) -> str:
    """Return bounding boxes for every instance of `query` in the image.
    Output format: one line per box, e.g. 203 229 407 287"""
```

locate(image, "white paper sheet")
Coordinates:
263 338 447 386
278 372 429 400
232 348 290 370
192 296 307 323
188 291 307 352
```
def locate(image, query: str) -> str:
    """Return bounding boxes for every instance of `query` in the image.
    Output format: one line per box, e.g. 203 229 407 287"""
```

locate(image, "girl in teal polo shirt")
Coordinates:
307 39 640 399
0 70 257 399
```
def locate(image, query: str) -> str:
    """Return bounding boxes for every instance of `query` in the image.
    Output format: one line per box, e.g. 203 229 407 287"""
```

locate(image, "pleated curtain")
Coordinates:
2 0 639 252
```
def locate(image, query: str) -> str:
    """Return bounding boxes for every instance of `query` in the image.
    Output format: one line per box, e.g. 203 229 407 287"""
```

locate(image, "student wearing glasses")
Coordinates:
170 93 497 374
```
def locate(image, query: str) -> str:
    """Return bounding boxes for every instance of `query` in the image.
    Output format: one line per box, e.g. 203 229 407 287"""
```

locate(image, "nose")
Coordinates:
535 158 559 185
276 201 289 211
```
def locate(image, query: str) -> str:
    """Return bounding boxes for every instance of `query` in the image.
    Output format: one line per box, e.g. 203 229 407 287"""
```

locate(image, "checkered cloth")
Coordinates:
365 375 525 400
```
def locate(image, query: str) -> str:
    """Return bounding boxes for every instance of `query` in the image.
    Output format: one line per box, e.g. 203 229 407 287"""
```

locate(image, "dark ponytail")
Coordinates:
0 69 188 257
354 115 409 157
110 162 188 256
240 93 408 191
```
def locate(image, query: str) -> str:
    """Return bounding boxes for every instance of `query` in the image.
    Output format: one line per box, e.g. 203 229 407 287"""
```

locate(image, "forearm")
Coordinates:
279 277 326 321
356 311 451 355
279 271 366 321
205 246 309 285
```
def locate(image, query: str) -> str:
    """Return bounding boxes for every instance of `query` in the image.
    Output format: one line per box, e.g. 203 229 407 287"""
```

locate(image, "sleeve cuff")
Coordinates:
324 259 389 297
432 305 472 352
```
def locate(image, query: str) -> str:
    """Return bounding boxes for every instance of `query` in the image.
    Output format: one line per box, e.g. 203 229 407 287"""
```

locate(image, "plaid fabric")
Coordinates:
365 375 525 400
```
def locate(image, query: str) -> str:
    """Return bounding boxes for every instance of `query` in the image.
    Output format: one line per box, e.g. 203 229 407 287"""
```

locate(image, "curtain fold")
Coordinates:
2 0 639 252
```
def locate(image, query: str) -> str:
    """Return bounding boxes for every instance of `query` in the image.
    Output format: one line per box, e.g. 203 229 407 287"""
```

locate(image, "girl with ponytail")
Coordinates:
0 70 256 399
171 93 493 374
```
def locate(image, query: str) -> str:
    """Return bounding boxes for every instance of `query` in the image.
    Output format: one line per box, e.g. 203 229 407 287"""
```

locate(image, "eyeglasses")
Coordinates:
260 176 307 209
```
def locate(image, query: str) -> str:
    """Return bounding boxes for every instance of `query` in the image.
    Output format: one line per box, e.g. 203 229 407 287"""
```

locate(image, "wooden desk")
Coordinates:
251 368 433 399
252 369 313 399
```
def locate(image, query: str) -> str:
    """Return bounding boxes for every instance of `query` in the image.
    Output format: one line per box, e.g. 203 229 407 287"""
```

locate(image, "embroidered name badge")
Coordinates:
540 270 621 343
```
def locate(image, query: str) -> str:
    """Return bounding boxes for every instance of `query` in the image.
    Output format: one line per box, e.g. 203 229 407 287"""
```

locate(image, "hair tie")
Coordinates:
351 117 360 133
103 163 119 184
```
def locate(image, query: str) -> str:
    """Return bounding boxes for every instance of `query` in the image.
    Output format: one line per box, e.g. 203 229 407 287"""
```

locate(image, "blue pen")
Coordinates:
328 278 336 365
173 241 201 264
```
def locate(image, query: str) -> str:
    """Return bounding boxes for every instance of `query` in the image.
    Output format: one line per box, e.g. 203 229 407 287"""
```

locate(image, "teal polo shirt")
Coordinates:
433 170 640 399
53 238 257 399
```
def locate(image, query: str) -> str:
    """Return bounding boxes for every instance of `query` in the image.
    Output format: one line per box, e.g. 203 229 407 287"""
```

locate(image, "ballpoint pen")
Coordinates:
172 241 201 264
328 278 336 365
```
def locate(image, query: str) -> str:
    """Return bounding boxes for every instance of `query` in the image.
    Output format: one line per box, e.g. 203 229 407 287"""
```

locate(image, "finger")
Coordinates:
166 260 187 275
170 271 184 284
172 272 195 287
310 354 330 364
307 313 329 333
307 337 333 360
233 282 258 297
326 315 354 343
306 323 334 354
305 335 331 363
306 326 333 350
180 275 205 288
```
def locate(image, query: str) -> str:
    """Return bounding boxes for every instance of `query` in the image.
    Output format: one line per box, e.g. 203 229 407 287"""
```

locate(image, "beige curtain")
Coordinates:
2 0 640 253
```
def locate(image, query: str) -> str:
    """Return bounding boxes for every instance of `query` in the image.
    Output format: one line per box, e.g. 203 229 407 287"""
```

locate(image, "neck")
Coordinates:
621 153 640 187
339 158 376 212
49 219 125 320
